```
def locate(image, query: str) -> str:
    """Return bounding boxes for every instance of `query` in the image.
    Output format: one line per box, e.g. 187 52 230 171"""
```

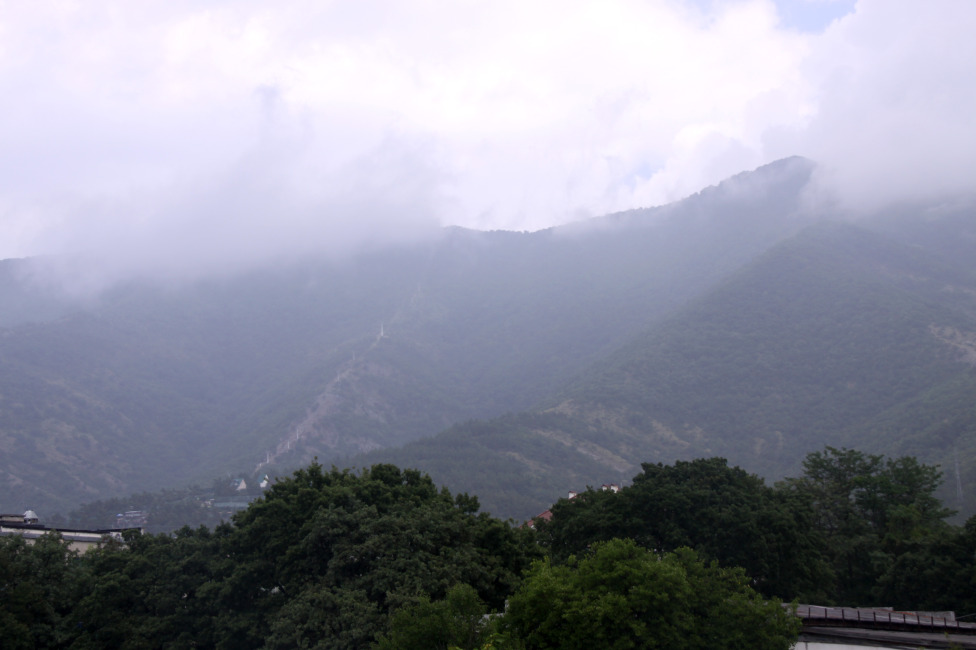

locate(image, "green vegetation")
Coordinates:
538 448 968 609
537 457 830 601
374 584 500 650
780 447 956 605
4 463 539 649
7 450 976 648
3 158 975 542
503 540 799 650
0 534 85 649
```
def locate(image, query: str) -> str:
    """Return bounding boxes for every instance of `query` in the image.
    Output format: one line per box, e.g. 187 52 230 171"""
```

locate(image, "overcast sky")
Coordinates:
1 0 974 281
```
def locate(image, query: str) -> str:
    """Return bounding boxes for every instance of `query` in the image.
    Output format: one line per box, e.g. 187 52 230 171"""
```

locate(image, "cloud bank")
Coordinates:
0 0 973 282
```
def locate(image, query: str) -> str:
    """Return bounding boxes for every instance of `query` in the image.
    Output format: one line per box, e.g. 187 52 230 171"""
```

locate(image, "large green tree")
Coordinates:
539 457 830 600
209 462 539 648
0 533 88 649
870 515 976 612
373 583 498 650
502 538 799 650
67 525 229 648
780 447 954 604
34 462 537 649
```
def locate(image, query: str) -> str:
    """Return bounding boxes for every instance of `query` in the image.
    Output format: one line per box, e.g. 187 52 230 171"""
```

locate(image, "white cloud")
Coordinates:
0 0 973 282
783 0 976 211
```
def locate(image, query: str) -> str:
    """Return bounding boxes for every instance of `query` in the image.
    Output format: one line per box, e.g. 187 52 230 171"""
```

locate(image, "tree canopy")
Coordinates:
780 446 956 604
503 539 799 650
216 462 539 648
538 457 831 600
4 463 539 649
5 451 976 647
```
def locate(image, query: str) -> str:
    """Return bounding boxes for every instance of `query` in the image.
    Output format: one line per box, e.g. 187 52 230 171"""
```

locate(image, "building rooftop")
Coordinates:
795 604 976 649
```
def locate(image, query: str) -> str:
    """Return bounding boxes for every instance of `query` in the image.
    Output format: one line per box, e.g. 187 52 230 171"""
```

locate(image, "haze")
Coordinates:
1 0 973 285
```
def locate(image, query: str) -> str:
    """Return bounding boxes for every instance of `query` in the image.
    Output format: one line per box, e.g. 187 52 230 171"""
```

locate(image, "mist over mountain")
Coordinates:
355 212 976 519
1 157 974 524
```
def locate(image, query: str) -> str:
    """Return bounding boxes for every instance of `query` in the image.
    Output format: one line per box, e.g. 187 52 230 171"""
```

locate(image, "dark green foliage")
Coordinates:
0 533 87 649
67 525 229 649
8 453 976 646
539 458 831 601
538 450 969 607
209 462 537 647
0 462 538 648
374 584 496 650
503 539 800 650
871 518 976 612
781 447 955 604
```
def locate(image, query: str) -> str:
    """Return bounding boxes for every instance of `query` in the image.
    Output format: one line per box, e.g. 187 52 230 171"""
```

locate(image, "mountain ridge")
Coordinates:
357 219 976 520
2 157 973 521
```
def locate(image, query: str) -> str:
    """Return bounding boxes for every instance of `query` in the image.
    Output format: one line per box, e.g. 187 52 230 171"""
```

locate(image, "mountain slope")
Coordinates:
0 158 819 514
360 220 976 520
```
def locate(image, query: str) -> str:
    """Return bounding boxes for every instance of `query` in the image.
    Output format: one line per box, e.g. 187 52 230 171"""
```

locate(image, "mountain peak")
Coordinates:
694 156 815 204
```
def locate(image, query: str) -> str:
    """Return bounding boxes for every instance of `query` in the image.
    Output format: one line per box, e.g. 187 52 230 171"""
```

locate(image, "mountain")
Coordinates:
358 217 976 520
3 156 973 523
0 157 819 515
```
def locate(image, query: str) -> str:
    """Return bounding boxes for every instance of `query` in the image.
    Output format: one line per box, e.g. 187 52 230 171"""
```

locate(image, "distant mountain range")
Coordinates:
2 157 974 522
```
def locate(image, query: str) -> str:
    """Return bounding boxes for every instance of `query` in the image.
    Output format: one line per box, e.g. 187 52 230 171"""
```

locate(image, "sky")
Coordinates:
1 0 974 283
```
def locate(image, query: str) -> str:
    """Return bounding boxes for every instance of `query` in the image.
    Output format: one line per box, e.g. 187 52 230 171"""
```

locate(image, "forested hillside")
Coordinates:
0 158 820 515
2 157 973 522
362 217 976 520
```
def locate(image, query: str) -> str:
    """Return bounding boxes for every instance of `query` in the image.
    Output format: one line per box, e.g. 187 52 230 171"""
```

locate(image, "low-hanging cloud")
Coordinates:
767 1 976 213
1 0 973 287
31 130 445 293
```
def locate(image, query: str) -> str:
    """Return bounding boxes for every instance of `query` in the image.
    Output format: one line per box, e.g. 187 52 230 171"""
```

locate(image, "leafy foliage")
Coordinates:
0 533 87 649
781 446 955 604
8 452 976 647
503 539 799 650
75 463 537 648
374 584 498 650
538 457 831 601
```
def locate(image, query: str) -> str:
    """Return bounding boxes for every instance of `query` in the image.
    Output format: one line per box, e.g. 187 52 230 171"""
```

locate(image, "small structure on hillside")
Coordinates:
115 510 149 528
212 495 257 515
526 482 622 529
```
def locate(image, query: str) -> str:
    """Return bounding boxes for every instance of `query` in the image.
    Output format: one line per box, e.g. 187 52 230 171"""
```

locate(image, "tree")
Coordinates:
538 458 830 600
0 533 87 649
210 463 540 648
374 584 498 650
870 519 976 612
66 525 228 648
780 446 955 604
502 539 799 650
17 462 537 649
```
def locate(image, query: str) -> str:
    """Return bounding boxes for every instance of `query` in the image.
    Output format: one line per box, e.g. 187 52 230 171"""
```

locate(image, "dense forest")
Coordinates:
4 449 975 649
